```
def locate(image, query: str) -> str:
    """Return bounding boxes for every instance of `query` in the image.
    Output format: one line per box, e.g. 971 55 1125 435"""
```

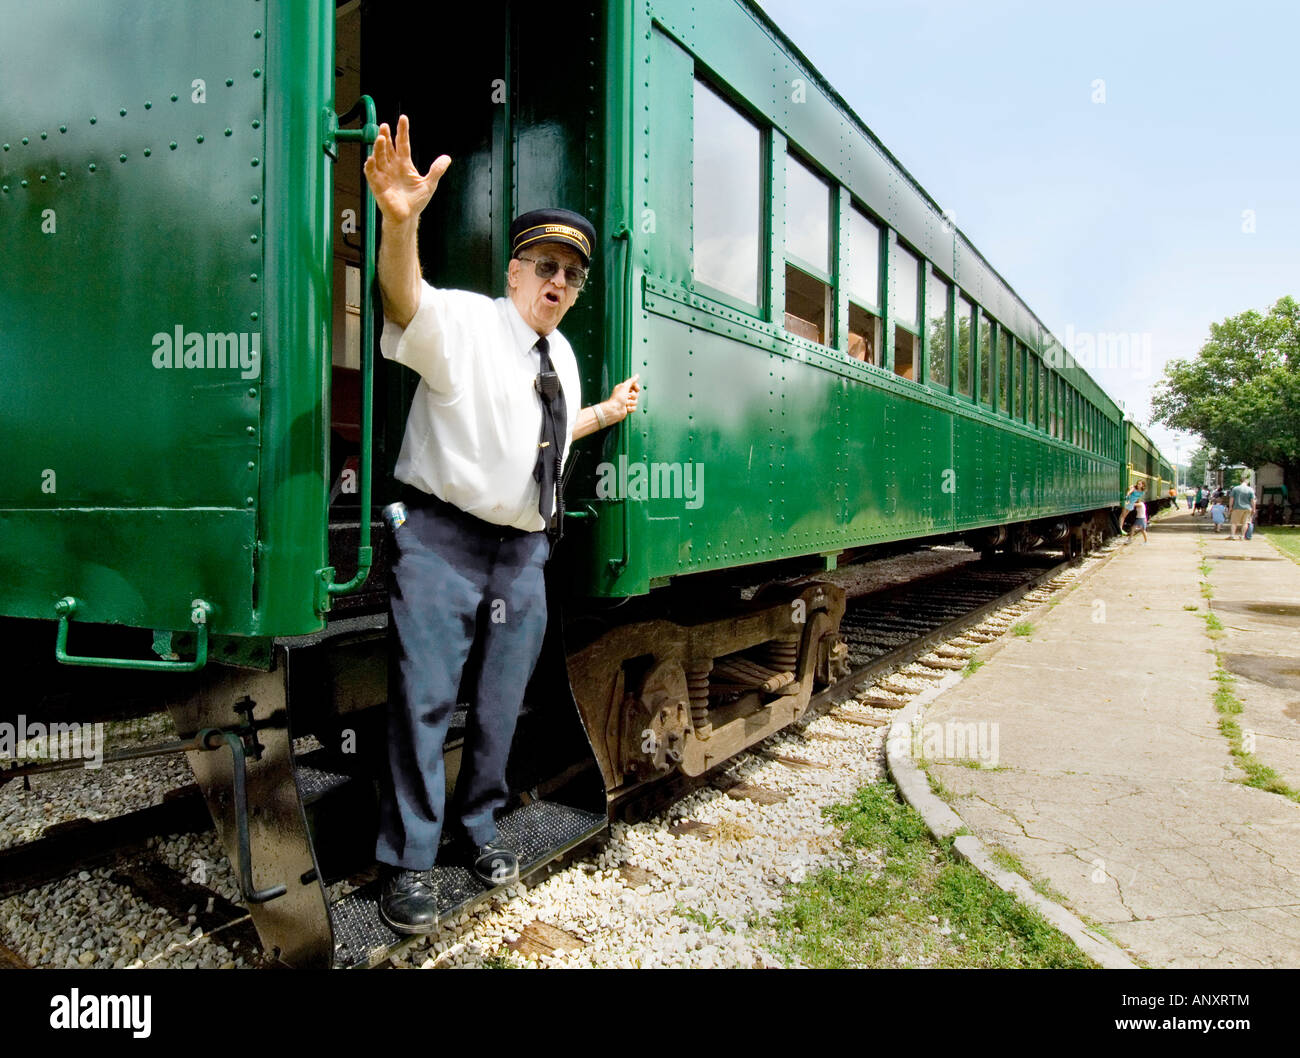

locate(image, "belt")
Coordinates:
398 485 537 541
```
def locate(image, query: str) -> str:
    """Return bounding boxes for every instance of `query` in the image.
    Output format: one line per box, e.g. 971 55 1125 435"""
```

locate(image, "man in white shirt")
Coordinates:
364 115 640 933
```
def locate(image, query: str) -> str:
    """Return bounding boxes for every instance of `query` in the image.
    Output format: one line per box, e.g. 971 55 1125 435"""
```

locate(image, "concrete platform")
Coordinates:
916 510 1300 968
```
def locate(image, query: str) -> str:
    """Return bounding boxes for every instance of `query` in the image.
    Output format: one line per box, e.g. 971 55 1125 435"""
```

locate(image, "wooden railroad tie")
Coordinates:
721 783 788 805
668 819 715 838
832 708 891 725
761 751 832 771
618 864 659 889
919 656 967 671
507 921 586 959
875 680 916 697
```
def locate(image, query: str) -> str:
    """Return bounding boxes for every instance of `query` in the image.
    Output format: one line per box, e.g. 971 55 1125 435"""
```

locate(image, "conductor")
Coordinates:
364 115 640 933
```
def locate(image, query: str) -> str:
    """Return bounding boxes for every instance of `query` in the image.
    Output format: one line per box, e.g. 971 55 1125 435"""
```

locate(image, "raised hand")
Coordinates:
363 114 451 226
608 374 641 420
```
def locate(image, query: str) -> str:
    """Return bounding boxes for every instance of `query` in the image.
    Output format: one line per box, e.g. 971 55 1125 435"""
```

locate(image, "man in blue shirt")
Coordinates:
1227 475 1256 541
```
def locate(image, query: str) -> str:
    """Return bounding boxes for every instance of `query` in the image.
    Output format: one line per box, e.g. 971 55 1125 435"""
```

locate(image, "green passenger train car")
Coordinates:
1124 418 1175 515
1 0 1149 966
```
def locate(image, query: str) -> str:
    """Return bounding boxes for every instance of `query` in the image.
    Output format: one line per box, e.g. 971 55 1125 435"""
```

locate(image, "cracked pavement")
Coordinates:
919 512 1300 968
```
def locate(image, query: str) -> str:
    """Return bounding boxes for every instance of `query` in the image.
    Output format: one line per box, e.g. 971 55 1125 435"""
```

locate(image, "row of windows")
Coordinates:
691 78 1118 459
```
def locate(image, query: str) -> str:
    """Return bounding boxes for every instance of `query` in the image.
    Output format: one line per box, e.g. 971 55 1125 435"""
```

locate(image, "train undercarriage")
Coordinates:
1 508 1116 968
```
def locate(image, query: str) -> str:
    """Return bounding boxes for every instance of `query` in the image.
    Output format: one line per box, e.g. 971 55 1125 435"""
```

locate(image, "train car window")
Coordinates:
927 269 951 389
956 296 973 398
892 243 920 381
894 328 916 380
785 264 830 345
846 209 882 366
692 80 762 308
1027 356 1038 427
847 209 882 310
1037 358 1048 431
848 302 882 366
1010 339 1020 419
1006 335 1016 417
786 154 831 274
979 313 994 407
893 244 920 330
783 154 832 344
1047 373 1057 437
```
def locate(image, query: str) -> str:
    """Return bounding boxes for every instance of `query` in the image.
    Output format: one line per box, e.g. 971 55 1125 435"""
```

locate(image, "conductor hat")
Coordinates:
509 208 596 268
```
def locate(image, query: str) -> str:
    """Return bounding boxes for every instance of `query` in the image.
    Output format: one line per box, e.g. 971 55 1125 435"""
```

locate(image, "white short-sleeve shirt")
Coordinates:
379 281 582 531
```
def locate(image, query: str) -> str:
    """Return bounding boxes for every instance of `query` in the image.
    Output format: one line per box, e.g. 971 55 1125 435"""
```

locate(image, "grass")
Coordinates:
1196 556 1300 804
962 657 985 677
1183 603 1199 611
768 782 1095 968
1258 526 1300 565
986 844 1069 904
676 904 735 934
923 766 955 800
1211 664 1300 803
1011 621 1034 637
952 758 1010 772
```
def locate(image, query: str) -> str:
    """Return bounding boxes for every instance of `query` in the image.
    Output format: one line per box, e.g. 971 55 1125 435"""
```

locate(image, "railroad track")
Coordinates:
0 545 1101 969
611 550 1073 823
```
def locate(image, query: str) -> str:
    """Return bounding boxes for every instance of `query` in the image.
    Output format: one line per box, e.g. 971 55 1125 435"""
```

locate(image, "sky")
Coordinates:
754 0 1300 465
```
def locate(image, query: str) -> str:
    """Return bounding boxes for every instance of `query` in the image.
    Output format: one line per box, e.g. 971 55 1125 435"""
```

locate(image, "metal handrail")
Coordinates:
54 597 211 671
321 96 379 605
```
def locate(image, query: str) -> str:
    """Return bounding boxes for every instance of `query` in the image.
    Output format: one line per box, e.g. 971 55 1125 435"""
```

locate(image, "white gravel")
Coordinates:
0 543 1117 969
1 723 192 852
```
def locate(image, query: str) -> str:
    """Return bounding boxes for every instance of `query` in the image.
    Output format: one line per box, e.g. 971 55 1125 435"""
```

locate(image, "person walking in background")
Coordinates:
1210 498 1227 531
1193 486 1205 515
1227 473 1257 542
1130 498 1149 543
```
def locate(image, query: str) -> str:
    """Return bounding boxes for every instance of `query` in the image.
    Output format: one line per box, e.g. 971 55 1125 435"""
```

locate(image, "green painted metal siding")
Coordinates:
565 0 1122 597
0 0 332 638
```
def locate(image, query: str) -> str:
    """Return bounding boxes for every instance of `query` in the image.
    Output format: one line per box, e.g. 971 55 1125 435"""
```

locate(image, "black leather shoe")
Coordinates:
472 841 519 887
378 867 440 935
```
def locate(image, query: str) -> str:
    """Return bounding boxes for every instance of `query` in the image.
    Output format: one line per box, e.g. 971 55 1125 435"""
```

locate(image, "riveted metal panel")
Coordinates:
0 0 334 638
0 0 269 634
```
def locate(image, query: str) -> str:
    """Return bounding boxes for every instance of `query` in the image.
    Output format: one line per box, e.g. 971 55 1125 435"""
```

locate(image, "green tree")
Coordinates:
1152 296 1300 493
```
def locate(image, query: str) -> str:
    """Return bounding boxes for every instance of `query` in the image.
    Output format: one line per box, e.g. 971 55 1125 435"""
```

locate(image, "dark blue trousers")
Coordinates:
375 496 550 870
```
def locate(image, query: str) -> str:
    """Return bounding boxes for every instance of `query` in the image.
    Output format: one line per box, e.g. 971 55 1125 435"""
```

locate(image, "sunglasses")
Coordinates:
516 255 589 291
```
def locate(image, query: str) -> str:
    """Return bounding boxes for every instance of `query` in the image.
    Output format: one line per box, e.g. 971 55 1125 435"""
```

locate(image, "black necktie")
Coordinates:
532 336 567 539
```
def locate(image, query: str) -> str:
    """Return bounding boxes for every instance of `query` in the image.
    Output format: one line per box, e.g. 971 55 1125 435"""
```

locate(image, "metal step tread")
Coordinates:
329 800 607 969
295 750 358 805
